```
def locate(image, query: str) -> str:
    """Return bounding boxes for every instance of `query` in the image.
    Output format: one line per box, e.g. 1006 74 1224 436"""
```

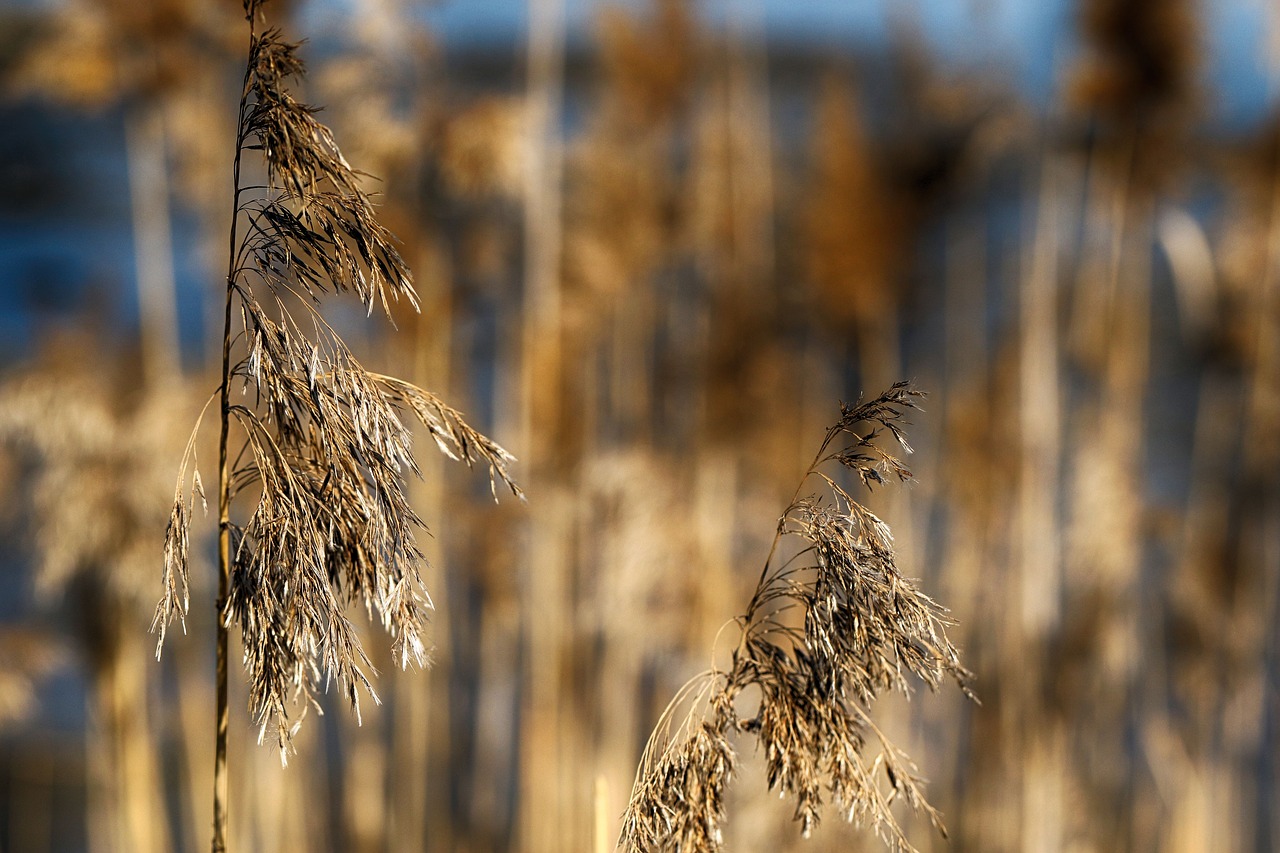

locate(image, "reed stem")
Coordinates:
213 17 256 851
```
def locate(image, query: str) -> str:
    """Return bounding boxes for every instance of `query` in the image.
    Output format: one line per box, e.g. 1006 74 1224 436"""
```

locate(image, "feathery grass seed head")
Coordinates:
623 384 971 852
154 5 519 759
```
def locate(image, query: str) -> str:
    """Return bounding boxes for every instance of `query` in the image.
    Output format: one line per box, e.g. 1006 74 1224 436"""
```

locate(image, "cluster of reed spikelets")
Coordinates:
1 0 1279 850
620 383 972 852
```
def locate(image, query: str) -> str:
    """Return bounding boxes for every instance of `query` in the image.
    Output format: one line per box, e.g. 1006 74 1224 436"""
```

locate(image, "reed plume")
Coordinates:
1070 0 1197 128
152 1 519 847
621 383 971 852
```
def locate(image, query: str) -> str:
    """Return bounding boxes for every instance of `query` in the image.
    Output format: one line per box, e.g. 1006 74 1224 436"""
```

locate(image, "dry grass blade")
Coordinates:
622 383 972 852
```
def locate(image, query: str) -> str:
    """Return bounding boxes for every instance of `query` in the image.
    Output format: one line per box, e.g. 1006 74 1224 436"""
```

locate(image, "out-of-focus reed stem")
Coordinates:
401 246 451 853
126 104 181 388
1019 150 1063 639
520 0 566 848
1017 143 1068 853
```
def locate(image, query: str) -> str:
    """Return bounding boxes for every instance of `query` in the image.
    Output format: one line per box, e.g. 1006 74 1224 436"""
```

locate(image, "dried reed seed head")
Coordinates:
563 126 677 324
623 692 736 852
623 384 970 853
804 74 912 331
243 35 418 316
596 0 698 127
788 384 969 697
0 350 204 613
6 6 118 107
435 97 527 199
1208 121 1280 369
6 0 242 108
156 8 520 757
1068 0 1200 192
249 36 363 190
1070 0 1198 124
217 311 441 749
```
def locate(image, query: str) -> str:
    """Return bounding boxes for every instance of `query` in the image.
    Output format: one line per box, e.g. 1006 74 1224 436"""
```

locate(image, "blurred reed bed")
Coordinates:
1 0 1279 850
0 331 213 853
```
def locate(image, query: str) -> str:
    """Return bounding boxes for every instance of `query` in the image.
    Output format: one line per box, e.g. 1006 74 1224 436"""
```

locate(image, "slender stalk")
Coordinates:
213 318 231 853
213 21 256 852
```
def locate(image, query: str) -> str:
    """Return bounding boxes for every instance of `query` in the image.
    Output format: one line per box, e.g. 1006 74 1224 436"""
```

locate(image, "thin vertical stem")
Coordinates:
213 20 255 852
212 248 233 853
212 215 234 853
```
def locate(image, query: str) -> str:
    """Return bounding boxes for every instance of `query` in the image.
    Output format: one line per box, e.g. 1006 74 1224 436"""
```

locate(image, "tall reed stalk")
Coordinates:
152 2 519 849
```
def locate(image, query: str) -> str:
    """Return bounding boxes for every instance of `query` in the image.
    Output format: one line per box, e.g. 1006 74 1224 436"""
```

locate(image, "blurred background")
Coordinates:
0 0 1278 850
